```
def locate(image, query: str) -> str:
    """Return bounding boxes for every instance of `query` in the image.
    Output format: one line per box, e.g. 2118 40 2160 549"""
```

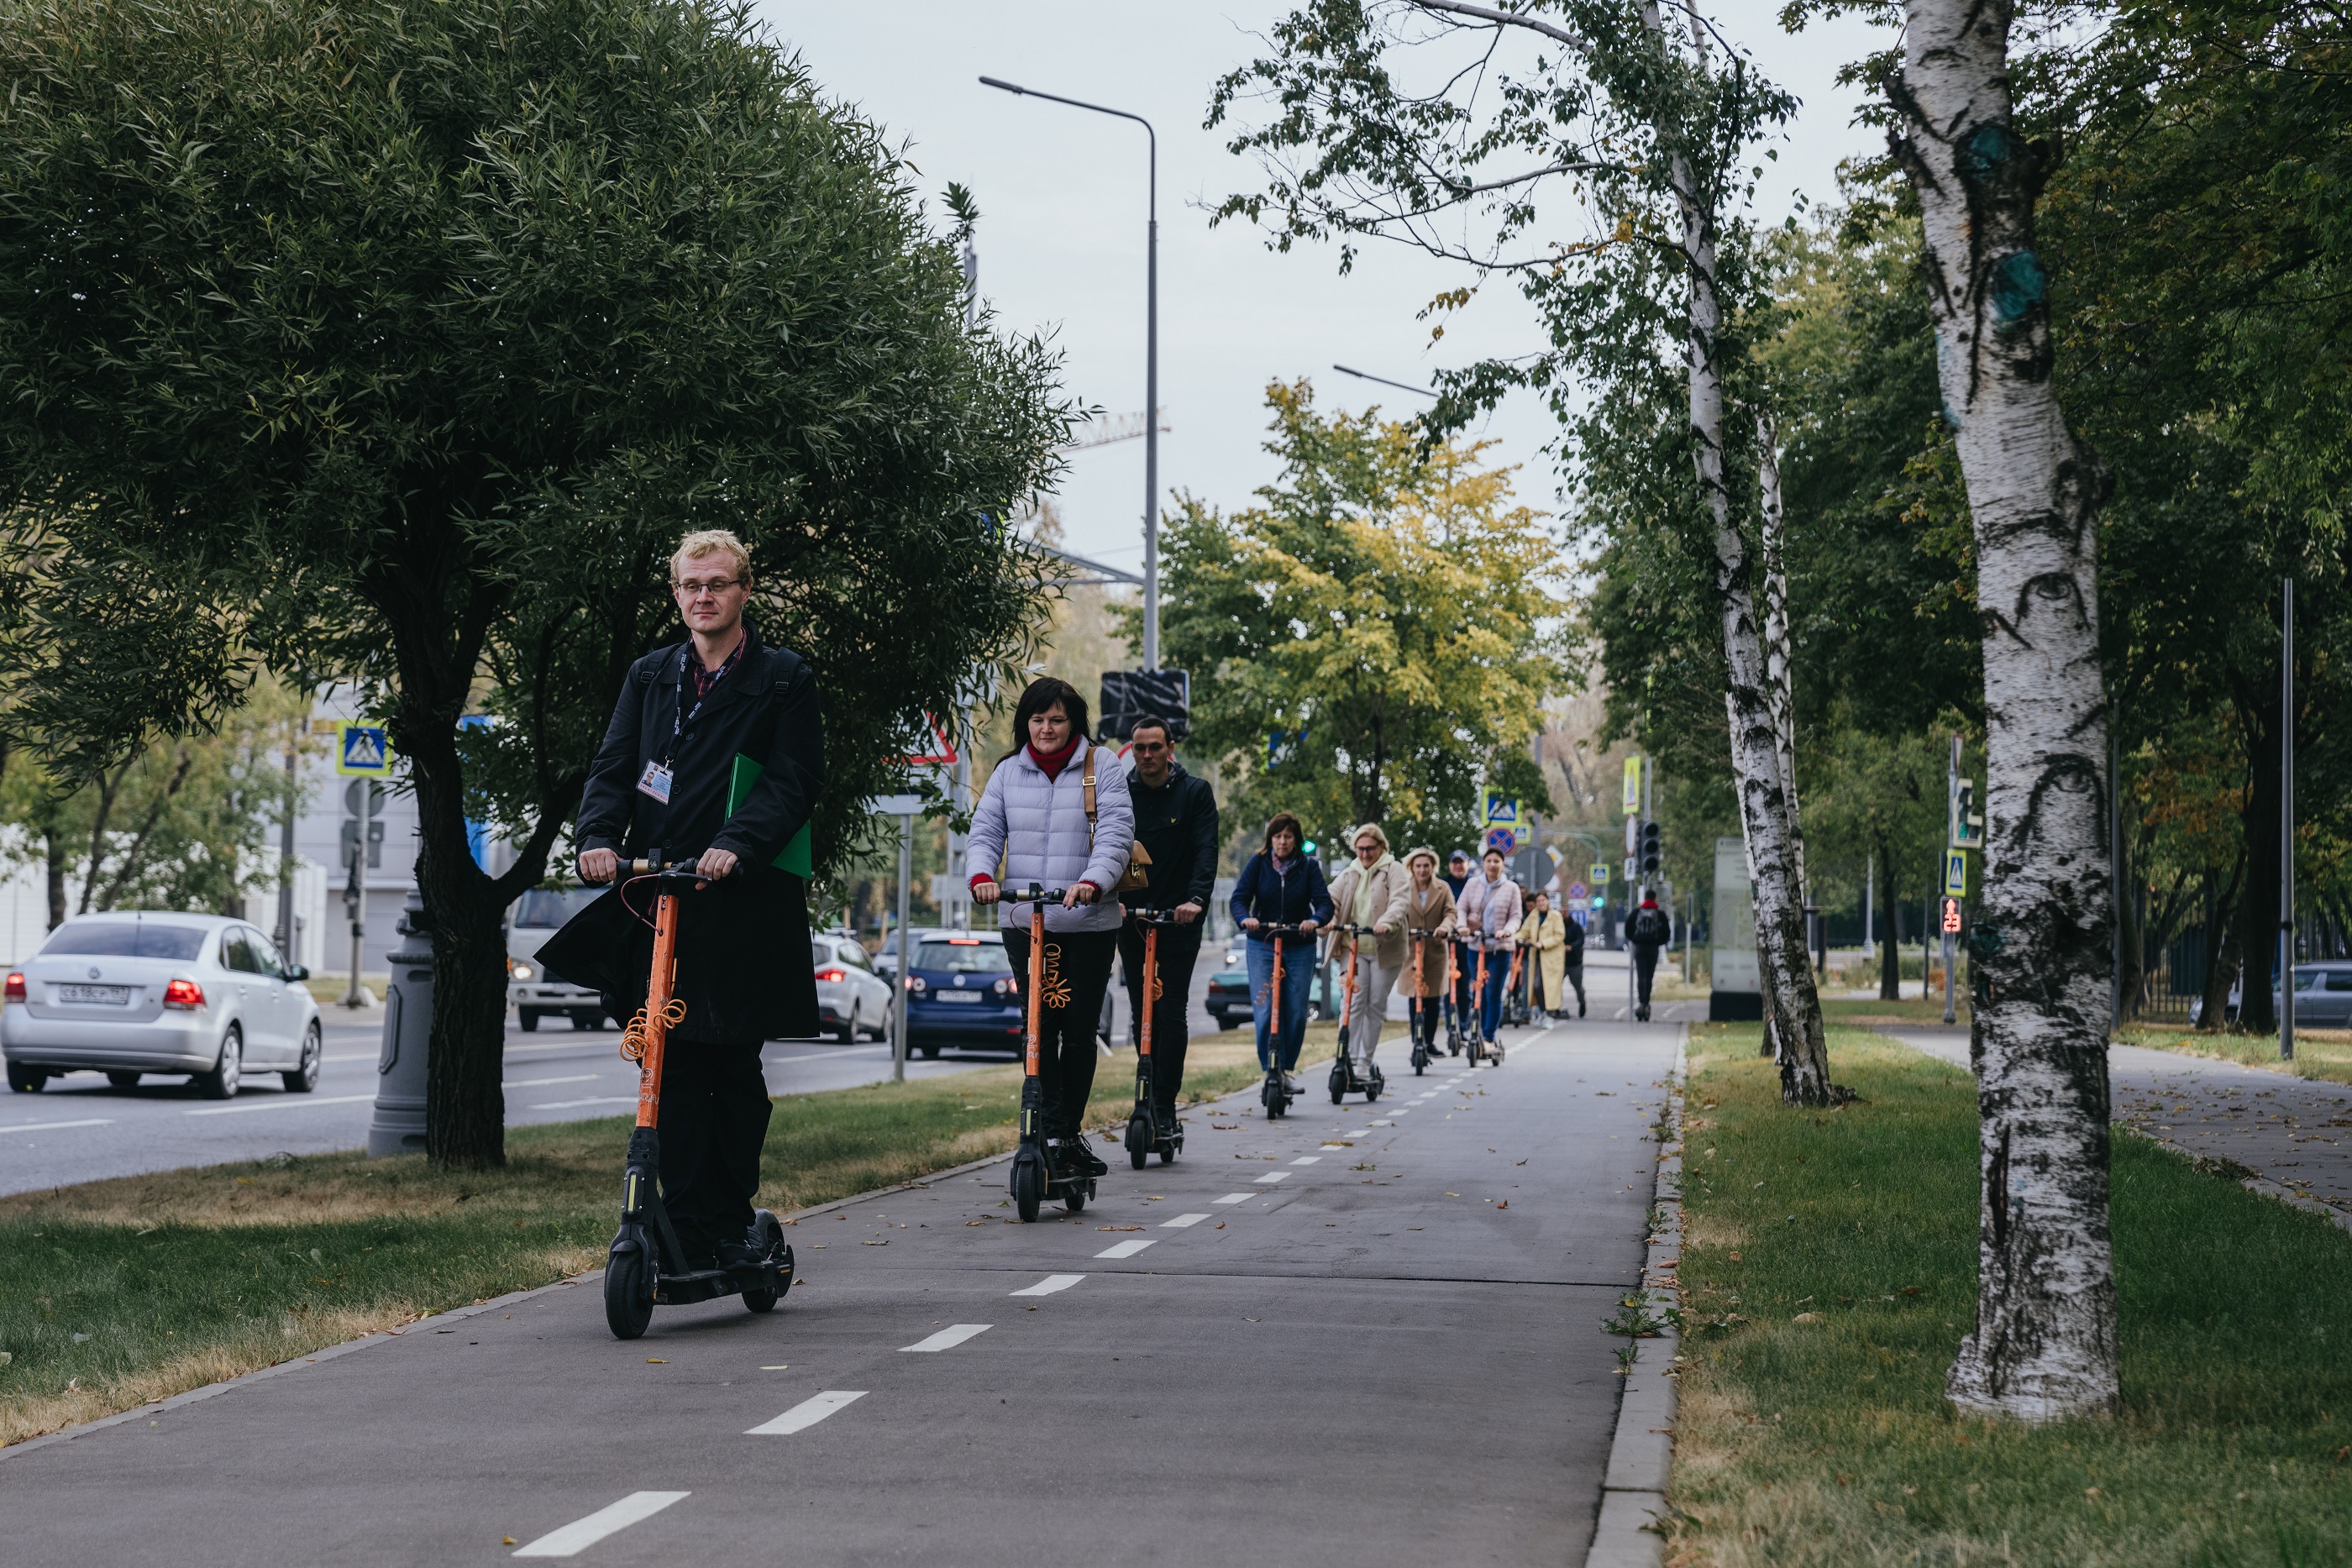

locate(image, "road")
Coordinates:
0 1020 987 1198
0 1015 1680 1565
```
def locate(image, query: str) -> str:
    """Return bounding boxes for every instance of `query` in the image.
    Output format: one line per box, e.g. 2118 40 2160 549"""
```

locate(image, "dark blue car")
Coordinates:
905 931 1026 1058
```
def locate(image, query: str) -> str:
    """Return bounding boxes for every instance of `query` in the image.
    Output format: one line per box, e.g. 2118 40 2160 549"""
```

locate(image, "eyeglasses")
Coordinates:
675 577 742 598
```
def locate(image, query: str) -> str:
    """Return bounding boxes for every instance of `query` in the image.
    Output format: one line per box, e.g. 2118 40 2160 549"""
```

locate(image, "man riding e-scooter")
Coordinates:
538 527 824 1273
1116 716 1220 1139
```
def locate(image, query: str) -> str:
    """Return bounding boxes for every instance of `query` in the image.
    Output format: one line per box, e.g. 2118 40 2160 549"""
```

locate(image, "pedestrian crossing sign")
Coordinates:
1944 848 1968 898
1483 792 1521 828
335 722 394 777
1590 862 1609 887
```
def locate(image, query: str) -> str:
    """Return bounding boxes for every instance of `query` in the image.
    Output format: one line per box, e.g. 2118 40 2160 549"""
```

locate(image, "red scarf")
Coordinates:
1028 737 1079 780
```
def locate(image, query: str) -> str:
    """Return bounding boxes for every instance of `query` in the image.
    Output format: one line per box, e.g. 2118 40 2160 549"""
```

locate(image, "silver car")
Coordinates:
811 933 893 1043
3 913 323 1099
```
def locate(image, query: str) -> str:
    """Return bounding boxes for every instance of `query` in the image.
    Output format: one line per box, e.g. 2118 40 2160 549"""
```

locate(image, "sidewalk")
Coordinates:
1877 1027 2352 1233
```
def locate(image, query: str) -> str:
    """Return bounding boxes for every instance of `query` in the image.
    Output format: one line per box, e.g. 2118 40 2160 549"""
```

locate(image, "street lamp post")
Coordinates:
979 76 1159 669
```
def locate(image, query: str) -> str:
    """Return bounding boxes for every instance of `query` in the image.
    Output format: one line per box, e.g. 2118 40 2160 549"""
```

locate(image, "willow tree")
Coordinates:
0 0 1071 1166
1211 0 1832 1098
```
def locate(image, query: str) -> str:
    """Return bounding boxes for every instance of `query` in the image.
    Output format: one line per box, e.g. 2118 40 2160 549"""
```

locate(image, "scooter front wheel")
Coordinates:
604 1231 654 1340
1011 1151 1044 1223
1126 1114 1151 1170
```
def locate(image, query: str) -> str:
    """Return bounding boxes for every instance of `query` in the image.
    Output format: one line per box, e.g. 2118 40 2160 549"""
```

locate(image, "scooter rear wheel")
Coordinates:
1063 1182 1087 1214
604 1235 654 1340
743 1213 787 1314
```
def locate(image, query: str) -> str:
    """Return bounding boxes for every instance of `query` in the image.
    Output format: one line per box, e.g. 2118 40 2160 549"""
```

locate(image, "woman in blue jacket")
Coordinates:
1229 812 1333 1091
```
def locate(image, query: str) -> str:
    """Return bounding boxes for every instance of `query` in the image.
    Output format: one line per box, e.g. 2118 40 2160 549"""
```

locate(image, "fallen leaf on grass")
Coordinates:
1792 1313 1823 1324
1728 1251 1742 1262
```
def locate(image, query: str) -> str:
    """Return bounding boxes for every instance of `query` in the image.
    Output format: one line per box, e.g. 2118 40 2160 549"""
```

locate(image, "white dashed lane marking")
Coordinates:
1214 1193 1253 1205
1010 1274 1084 1297
1253 1172 1290 1185
1289 1156 1321 1166
3 1118 114 1131
512 1491 690 1558
744 1391 866 1435
184 1093 375 1117
1096 1238 1157 1260
900 1324 992 1353
1161 1214 1210 1229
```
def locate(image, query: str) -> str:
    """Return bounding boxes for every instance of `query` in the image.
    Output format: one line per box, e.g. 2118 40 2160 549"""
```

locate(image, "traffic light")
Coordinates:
1639 820 1662 876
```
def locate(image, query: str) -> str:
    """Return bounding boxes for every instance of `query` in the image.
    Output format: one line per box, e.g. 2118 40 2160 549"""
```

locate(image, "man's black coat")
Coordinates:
538 619 825 1042
1125 759 1220 915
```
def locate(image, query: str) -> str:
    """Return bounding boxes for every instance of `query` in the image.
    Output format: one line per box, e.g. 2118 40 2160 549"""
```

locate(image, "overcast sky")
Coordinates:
764 3 1889 569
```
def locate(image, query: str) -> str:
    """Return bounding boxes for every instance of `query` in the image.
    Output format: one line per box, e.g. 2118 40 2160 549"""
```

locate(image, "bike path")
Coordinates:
0 1017 1679 1565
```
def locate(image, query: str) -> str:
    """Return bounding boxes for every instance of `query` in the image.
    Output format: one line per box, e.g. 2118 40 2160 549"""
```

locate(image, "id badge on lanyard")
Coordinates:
637 648 704 805
635 761 674 804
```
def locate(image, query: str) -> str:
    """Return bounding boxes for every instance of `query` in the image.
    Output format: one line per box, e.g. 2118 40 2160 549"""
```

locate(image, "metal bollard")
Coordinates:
366 889 433 1157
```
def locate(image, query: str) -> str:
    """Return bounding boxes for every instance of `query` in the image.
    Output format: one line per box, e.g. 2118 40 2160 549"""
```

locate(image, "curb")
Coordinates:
1585 1025 1686 1568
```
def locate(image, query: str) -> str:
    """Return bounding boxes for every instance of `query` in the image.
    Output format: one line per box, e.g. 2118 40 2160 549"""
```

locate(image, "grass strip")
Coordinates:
0 1024 1313 1447
2121 1024 2352 1089
1669 1025 2352 1567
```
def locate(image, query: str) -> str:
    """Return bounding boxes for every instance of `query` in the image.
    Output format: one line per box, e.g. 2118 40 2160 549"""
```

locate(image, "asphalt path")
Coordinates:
0 1014 1680 1565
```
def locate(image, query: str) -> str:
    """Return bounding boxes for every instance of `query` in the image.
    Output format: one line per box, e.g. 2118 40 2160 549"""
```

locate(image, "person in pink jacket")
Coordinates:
1456 847 1522 1060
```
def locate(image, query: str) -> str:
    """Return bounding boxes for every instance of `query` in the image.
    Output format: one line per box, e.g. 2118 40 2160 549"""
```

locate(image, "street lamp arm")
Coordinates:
978 77 1158 166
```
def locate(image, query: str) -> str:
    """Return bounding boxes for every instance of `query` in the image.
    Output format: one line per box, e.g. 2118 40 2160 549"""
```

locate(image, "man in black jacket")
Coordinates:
1115 716 1220 1127
537 528 824 1270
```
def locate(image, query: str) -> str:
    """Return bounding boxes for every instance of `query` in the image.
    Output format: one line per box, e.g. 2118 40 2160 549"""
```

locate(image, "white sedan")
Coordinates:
3 913 323 1098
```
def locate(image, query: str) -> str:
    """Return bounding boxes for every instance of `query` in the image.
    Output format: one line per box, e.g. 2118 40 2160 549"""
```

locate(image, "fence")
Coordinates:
2132 905 2352 1025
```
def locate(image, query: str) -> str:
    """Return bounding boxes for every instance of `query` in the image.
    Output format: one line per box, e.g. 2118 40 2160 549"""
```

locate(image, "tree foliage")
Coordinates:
1148 382 1561 852
0 0 1074 1163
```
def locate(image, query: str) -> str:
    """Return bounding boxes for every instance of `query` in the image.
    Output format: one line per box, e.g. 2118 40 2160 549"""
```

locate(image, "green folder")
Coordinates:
727 754 812 876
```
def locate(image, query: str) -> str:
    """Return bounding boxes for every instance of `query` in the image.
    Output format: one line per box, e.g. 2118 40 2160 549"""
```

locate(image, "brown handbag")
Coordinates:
1083 745 1154 894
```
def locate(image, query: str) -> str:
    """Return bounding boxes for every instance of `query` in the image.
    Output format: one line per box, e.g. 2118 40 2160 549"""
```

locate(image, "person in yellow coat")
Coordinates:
1517 891 1570 1020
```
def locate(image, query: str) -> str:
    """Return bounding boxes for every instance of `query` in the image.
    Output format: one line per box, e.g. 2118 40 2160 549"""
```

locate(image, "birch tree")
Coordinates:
1887 0 2121 1419
1210 0 1834 1099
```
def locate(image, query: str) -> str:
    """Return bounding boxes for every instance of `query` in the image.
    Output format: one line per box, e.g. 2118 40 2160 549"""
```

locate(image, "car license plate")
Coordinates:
57 984 131 1005
932 990 982 1004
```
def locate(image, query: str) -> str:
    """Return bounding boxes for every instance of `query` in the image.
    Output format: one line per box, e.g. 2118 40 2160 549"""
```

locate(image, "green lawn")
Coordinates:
0 1026 1293 1448
1670 1025 2352 1568
2121 1023 2352 1088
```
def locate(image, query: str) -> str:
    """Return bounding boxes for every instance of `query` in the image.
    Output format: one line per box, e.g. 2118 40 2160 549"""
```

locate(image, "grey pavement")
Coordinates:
0 1015 1678 1566
1880 1027 2352 1230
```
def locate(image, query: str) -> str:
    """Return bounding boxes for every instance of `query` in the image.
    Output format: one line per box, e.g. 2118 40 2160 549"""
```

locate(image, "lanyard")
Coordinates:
668 643 732 763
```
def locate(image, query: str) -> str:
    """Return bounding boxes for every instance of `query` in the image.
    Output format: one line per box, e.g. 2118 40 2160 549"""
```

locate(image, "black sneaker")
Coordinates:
716 1239 762 1272
1058 1136 1109 1178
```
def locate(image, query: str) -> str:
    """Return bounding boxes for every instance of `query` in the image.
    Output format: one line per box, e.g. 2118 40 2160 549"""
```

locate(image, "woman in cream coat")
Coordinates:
1399 847 1457 1058
1325 823 1411 1074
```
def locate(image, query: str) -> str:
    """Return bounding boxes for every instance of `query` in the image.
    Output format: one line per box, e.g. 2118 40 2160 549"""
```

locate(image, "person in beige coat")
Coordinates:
1517 891 1570 1018
1400 847 1457 1058
1326 823 1411 1072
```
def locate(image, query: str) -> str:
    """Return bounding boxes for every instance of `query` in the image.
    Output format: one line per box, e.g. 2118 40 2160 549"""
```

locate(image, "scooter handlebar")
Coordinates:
1000 884 1076 905
1126 906 1190 926
1247 921 1313 935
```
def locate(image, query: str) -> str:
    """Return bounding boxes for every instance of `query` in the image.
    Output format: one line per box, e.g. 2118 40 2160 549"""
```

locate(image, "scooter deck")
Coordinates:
654 1256 793 1308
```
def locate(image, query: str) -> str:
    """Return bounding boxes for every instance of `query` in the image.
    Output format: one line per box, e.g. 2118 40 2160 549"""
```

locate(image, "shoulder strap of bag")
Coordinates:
1082 745 1097 844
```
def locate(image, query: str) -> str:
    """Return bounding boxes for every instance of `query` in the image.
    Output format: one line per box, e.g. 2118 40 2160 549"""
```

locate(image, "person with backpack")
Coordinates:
966 676 1135 1179
1628 893 1672 1022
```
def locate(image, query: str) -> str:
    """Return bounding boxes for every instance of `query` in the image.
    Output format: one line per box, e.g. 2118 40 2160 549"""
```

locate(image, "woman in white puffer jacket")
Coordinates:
966 676 1134 1177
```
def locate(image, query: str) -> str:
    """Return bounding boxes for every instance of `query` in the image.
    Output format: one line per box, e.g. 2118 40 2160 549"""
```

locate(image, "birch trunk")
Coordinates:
1636 2 1830 1102
1756 420 1829 1096
1895 0 2119 1421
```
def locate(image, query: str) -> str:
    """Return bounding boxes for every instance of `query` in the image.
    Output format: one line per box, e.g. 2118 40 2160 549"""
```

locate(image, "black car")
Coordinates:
904 931 1026 1057
1205 942 1336 1030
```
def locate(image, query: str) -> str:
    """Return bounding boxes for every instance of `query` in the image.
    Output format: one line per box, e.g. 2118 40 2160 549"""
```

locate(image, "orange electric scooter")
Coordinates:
603 852 793 1340
1407 926 1440 1076
1325 925 1384 1104
1007 884 1095 1221
1123 907 1186 1169
1253 923 1310 1120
